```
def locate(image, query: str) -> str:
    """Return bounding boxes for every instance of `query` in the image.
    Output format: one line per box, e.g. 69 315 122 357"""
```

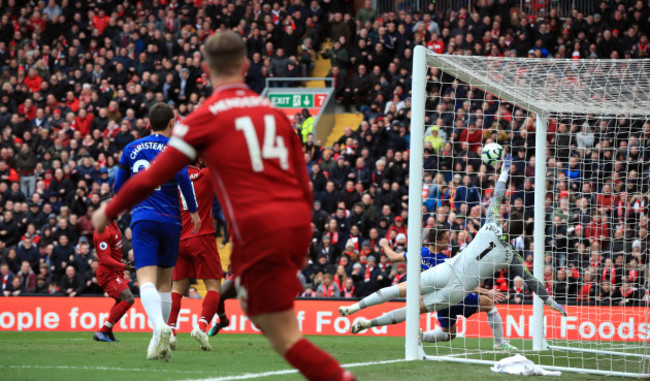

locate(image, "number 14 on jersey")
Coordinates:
236 115 289 172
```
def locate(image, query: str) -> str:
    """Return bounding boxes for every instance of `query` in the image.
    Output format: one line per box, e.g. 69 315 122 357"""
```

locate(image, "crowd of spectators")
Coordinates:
0 0 649 306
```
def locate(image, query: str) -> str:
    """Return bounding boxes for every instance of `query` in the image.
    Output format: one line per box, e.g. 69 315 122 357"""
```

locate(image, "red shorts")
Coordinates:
173 235 223 281
100 275 130 300
235 226 311 316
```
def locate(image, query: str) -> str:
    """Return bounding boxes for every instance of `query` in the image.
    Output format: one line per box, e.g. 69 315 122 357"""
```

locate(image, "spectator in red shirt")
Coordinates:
23 68 42 93
596 184 616 212
0 160 19 185
387 216 406 239
428 33 444 54
459 122 483 153
65 91 79 113
74 109 94 137
586 211 610 248
92 9 110 35
577 269 597 305
17 99 37 120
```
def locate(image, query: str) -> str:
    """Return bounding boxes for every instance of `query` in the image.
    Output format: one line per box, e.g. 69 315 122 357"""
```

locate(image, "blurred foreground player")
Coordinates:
93 31 354 380
168 159 223 351
92 220 134 342
113 103 200 361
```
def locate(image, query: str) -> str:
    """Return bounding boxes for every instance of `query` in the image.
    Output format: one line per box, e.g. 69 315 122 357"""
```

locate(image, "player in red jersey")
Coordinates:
93 31 354 381
93 220 134 342
167 159 223 351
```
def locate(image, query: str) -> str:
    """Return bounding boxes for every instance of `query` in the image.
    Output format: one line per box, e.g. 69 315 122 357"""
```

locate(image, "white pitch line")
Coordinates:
1 365 207 374
0 338 88 341
178 358 408 381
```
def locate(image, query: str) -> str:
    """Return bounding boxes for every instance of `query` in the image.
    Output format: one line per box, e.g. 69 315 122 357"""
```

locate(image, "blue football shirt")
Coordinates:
114 133 197 227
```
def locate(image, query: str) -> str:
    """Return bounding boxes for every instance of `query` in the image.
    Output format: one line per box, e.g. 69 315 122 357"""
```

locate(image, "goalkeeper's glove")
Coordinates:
497 153 512 183
546 298 568 317
502 153 513 172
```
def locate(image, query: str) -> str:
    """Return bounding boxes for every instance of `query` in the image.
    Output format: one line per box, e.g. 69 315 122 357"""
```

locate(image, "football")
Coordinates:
481 143 504 166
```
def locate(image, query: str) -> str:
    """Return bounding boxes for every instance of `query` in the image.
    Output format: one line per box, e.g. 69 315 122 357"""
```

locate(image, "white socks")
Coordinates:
159 292 171 323
370 307 407 327
359 285 401 309
487 307 505 346
422 327 451 343
140 282 164 328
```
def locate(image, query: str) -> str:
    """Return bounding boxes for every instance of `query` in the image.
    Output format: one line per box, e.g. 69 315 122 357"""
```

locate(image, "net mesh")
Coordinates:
416 50 650 376
427 54 650 116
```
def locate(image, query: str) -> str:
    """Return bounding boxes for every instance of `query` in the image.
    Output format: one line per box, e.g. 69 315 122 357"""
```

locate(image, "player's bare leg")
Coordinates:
94 289 134 342
249 308 355 381
351 298 428 334
137 266 173 361
209 278 235 337
190 278 221 351
339 282 407 317
477 295 516 350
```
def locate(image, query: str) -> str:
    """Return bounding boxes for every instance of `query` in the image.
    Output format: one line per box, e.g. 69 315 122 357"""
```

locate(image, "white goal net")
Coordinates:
405 46 650 377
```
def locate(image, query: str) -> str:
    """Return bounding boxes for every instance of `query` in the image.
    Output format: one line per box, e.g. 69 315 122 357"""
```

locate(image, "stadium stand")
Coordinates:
0 0 648 306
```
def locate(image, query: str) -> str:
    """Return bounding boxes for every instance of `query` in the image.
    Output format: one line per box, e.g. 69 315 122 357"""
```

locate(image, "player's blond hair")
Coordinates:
204 31 247 77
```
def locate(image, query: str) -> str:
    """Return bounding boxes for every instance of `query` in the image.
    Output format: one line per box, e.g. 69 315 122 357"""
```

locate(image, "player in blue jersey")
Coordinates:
377 232 514 349
113 103 200 361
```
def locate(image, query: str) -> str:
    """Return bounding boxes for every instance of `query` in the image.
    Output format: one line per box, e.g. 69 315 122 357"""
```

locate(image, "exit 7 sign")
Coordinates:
269 93 328 108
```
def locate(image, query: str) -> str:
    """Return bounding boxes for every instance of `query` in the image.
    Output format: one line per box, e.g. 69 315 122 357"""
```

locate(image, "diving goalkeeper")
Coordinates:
340 153 567 334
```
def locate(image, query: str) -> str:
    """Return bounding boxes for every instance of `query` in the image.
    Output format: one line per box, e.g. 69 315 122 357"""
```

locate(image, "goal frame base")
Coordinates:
423 354 650 378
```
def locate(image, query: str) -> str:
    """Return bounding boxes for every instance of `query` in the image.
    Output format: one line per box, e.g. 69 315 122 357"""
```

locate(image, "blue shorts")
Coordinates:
437 293 480 329
132 220 181 269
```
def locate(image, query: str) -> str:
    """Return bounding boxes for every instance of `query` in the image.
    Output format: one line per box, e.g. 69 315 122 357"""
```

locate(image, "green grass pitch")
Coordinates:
0 332 632 380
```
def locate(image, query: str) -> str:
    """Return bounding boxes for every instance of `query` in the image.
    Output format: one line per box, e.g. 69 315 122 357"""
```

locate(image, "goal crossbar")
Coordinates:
425 53 650 116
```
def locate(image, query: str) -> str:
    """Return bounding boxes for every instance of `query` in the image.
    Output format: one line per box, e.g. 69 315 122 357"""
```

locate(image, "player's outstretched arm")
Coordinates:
486 153 512 225
509 248 567 317
379 238 405 262
93 147 192 232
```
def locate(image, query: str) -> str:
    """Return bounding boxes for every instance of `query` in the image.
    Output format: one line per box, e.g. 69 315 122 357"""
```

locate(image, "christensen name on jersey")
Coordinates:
129 141 166 159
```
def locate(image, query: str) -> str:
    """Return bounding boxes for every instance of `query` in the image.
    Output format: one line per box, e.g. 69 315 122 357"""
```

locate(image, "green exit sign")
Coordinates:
269 94 314 108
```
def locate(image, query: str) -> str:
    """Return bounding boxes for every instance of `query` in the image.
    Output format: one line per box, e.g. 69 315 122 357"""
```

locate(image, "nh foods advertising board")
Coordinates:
1 297 648 341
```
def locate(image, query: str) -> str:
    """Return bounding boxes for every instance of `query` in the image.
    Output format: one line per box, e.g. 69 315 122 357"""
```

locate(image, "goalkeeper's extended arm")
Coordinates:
509 248 568 317
486 154 512 225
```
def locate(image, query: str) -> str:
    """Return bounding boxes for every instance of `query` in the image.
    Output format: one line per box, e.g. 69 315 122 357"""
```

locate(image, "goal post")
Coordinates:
532 113 547 352
406 45 650 377
404 44 428 361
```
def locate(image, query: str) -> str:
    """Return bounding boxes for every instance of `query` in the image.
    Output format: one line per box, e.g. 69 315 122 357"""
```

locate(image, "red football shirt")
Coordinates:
168 84 312 270
180 165 216 240
93 221 125 285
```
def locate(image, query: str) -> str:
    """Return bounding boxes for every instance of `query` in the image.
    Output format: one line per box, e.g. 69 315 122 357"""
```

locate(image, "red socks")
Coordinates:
198 290 221 331
100 300 133 333
284 338 348 381
168 292 183 335
166 290 222 333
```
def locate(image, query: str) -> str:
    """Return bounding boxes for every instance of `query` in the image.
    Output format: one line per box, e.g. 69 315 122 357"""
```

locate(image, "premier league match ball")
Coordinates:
481 143 504 166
